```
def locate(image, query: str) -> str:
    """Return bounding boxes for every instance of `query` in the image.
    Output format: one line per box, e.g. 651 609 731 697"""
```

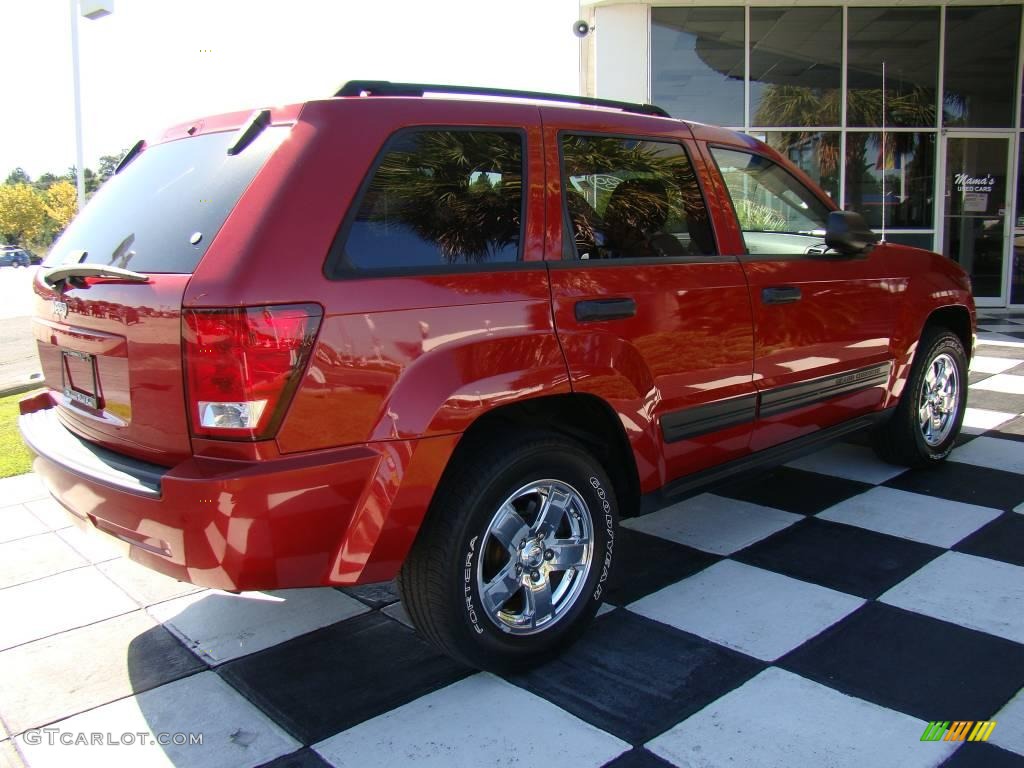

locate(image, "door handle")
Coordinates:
575 298 637 322
762 286 802 305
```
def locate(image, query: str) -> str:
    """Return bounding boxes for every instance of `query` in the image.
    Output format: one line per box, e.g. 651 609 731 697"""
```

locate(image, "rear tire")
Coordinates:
871 327 967 467
398 432 617 673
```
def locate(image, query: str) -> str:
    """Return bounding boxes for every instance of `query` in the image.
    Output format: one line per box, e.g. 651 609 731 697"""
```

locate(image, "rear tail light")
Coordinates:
183 304 322 440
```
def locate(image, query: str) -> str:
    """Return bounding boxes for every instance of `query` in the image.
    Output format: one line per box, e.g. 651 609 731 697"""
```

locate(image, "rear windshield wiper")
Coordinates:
42 264 149 288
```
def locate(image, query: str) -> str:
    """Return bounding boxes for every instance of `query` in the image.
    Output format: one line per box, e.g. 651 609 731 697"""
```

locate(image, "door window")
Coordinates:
711 147 831 256
560 135 716 260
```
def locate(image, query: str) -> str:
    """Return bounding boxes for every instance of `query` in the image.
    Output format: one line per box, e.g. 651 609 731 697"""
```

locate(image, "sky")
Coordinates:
0 0 583 179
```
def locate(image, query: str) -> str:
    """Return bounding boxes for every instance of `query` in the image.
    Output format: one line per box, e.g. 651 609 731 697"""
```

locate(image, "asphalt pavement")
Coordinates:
0 267 42 394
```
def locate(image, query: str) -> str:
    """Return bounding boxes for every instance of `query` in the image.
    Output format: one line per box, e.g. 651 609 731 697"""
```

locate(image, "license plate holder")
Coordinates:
61 350 101 410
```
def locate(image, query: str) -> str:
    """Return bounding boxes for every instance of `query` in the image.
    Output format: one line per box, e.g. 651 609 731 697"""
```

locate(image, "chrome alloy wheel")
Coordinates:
918 352 960 447
476 479 594 636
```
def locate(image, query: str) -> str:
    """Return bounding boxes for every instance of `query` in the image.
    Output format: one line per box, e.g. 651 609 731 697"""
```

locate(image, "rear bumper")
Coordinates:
18 398 458 591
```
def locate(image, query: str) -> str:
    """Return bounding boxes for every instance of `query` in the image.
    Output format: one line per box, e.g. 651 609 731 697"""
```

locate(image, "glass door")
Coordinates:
941 134 1013 306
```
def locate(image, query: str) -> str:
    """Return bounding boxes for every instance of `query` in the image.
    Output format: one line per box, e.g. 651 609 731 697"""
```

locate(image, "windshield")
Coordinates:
46 126 287 274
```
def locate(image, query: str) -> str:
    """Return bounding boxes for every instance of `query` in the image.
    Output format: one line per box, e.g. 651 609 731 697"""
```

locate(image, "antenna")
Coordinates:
880 61 887 243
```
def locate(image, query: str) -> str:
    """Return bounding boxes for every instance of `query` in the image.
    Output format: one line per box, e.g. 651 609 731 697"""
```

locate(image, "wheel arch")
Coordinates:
924 304 973 360
447 392 642 521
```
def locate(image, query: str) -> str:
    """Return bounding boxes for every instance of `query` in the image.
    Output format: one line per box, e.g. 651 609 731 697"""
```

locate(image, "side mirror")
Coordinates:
824 210 880 255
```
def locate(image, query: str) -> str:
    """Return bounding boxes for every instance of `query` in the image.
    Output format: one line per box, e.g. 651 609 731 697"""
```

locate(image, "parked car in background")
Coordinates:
19 82 975 672
0 248 33 267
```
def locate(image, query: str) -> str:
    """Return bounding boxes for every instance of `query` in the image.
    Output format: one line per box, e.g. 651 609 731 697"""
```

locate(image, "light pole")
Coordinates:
69 0 113 211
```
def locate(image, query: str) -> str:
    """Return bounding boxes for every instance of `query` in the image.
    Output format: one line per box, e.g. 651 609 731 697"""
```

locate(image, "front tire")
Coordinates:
871 327 967 467
398 432 617 672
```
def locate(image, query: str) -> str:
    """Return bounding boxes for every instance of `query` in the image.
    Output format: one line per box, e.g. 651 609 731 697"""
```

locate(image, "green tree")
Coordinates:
5 168 30 185
44 180 78 233
0 184 48 246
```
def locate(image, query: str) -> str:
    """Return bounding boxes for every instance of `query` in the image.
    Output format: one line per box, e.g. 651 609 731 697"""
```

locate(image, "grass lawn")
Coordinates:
0 393 33 478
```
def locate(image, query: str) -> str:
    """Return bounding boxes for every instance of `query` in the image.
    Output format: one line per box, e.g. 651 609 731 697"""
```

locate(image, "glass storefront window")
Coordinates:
759 132 840 201
884 233 935 250
1014 134 1024 304
651 7 745 126
847 8 939 128
750 8 842 128
845 132 935 229
944 5 1022 128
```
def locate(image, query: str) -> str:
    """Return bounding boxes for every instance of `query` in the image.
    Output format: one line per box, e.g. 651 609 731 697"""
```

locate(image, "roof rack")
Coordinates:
334 80 671 118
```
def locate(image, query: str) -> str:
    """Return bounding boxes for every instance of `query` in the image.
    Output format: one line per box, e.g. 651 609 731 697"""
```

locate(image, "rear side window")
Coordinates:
710 147 831 255
333 130 524 274
560 134 716 260
46 127 287 274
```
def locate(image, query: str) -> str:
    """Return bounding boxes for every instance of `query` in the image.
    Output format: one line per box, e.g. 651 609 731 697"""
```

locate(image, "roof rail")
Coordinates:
334 80 672 118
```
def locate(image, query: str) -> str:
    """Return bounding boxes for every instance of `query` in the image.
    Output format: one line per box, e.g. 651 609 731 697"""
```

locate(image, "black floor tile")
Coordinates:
219 612 471 745
604 527 719 607
780 602 1024 722
125 624 207 695
601 748 677 768
954 513 1024 567
969 372 994 386
714 466 872 516
966 388 1024 416
884 462 1024 511
973 343 1024 359
941 743 1024 767
992 416 1024 442
734 518 943 599
336 580 399 609
508 610 764 745
257 749 335 768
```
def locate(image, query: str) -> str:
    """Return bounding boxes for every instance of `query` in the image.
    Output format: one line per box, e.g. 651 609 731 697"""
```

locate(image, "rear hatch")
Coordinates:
34 120 289 466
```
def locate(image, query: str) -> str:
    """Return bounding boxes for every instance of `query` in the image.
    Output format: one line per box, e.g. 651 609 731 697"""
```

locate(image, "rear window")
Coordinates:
46 127 287 274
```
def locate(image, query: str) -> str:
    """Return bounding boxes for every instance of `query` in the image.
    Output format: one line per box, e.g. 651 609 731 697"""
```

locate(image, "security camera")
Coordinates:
573 20 592 38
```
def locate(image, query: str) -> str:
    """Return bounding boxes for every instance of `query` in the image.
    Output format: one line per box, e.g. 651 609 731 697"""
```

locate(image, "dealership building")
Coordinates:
581 1 1024 307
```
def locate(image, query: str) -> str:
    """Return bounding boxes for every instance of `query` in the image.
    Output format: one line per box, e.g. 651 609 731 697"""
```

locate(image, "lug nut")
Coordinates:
531 570 540 581
544 549 554 561
515 564 522 575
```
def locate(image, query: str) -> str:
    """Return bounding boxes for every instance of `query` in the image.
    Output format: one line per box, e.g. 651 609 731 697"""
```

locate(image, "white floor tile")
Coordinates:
972 373 1024 395
818 487 1001 548
970 356 1024 375
962 407 1017 434
0 533 88 589
881 552 1024 645
990 688 1024 757
0 740 23 768
647 667 957 768
16 671 298 768
622 494 800 555
976 337 1024 349
0 505 46 544
627 560 864 661
22 498 71 531
314 673 628 768
55 525 120 564
786 443 907 484
950 435 1024 474
381 601 413 629
97 558 204 607
148 588 369 664
0 475 47 507
0 568 136 651
976 333 1024 346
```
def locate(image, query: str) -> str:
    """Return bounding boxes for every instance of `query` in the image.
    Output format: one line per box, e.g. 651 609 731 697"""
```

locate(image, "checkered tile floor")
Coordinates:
1 314 1023 768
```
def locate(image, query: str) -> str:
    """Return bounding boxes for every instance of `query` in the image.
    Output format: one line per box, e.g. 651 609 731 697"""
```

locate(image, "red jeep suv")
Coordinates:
19 82 975 671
